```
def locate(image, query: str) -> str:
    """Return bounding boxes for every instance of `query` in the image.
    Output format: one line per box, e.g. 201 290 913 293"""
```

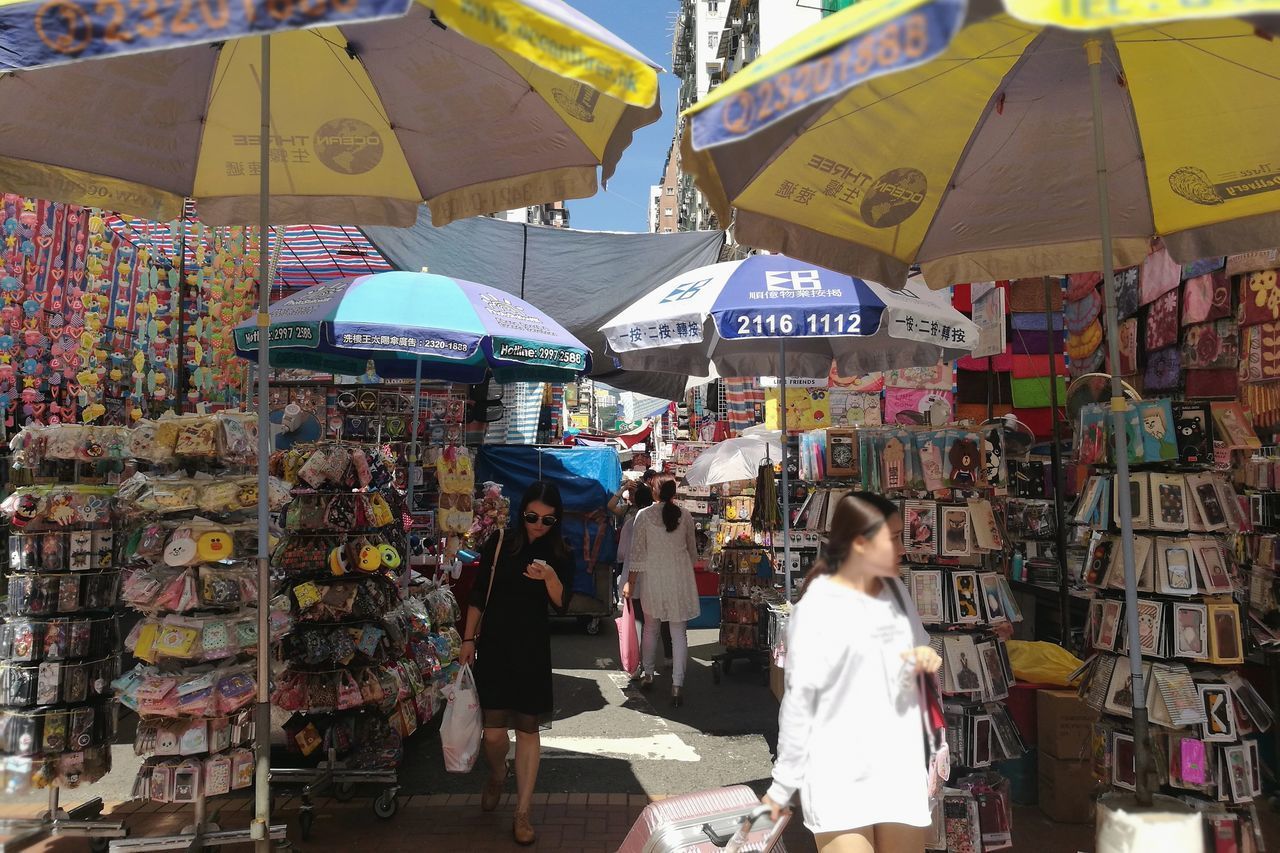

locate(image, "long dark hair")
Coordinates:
504 480 570 562
800 493 889 597
656 475 681 532
633 480 654 511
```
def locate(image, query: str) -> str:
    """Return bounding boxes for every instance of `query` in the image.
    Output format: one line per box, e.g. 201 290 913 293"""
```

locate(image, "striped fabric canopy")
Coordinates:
107 214 392 293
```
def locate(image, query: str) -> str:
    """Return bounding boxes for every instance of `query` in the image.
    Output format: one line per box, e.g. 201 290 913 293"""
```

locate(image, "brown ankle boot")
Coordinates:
513 811 536 846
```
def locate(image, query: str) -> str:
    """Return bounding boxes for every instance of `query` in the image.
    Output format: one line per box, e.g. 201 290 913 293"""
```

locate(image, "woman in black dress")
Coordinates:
459 481 574 846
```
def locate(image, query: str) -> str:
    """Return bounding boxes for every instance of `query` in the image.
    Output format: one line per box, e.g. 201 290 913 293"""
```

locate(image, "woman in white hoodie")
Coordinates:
762 492 941 853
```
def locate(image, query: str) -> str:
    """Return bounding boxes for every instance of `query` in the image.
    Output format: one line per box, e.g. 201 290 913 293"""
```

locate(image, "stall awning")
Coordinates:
362 207 725 400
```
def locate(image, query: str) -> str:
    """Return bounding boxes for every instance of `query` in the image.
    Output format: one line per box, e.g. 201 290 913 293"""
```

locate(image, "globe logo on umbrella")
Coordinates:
313 118 384 175
860 167 928 228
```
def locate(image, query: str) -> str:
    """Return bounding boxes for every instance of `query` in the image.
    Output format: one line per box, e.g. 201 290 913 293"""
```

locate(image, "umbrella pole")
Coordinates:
1086 37 1151 806
253 33 274 850
405 359 423 593
780 340 791 599
1043 276 1071 647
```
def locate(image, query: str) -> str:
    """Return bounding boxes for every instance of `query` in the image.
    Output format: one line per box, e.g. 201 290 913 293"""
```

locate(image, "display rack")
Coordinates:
790 422 1026 850
103 412 289 851
269 440 447 840
1073 396 1272 845
709 544 773 684
0 426 144 850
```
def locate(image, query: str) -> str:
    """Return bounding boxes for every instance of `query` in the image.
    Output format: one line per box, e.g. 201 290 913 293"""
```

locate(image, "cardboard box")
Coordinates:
1037 689 1097 760
1038 753 1095 824
770 661 784 703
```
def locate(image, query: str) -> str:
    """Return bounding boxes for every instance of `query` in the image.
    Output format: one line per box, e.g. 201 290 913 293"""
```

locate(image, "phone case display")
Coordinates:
271 441 435 772
111 507 276 804
711 547 773 652
1005 497 1061 586
0 477 124 793
1236 449 1280 651
827 425 1021 852
1074 395 1273 841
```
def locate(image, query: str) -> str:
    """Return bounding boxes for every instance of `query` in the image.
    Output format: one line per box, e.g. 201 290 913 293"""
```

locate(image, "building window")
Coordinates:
663 228 673 233
664 208 673 216
707 0 718 13
666 186 675 196
708 32 718 48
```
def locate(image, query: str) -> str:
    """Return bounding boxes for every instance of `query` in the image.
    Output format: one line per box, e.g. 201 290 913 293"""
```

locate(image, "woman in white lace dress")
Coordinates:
623 475 700 706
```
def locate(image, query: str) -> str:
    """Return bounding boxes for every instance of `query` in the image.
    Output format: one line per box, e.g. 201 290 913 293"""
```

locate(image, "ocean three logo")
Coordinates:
314 118 384 175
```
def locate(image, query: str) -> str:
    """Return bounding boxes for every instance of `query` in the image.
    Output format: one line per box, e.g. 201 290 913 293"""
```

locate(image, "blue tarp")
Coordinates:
476 446 622 597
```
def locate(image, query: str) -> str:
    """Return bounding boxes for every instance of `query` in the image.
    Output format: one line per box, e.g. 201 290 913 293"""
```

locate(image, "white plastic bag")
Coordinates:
441 664 482 773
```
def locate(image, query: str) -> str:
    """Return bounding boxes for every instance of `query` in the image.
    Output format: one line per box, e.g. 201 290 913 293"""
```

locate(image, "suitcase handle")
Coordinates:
700 805 780 852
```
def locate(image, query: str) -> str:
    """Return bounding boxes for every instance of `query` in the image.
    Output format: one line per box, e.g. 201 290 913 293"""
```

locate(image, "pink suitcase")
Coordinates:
616 785 789 853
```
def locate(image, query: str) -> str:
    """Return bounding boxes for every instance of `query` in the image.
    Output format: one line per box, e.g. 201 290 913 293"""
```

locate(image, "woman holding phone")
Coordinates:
459 481 574 846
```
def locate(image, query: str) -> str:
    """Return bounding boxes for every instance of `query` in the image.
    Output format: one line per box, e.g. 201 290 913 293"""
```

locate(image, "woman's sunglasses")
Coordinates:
522 512 558 527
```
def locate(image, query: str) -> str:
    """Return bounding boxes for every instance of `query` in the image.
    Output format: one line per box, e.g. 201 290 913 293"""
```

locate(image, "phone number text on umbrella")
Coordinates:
725 311 868 339
8 0 409 69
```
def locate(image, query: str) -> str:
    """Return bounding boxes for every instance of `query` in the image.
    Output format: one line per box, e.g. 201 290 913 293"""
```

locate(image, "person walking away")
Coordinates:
762 493 942 853
612 470 672 661
623 475 700 707
608 469 658 604
459 481 574 846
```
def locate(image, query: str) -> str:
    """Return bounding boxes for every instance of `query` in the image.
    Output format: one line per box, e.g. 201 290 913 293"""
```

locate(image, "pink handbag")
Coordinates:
885 581 951 805
616 597 639 674
920 671 950 804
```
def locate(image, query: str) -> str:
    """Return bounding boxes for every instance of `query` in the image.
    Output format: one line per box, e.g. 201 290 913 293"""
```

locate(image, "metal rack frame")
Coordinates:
710 600 771 685
107 790 286 852
0 786 126 852
270 747 399 840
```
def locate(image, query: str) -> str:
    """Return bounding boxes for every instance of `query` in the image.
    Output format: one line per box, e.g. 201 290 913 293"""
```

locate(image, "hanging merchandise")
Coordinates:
777 422 1024 849
0 482 121 788
1073 391 1272 839
751 463 780 533
435 446 476 535
0 423 144 845
106 420 291 817
268 440 456 837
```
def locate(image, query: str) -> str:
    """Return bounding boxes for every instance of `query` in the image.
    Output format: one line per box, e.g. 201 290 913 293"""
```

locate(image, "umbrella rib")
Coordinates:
317 32 392 126
1137 27 1280 83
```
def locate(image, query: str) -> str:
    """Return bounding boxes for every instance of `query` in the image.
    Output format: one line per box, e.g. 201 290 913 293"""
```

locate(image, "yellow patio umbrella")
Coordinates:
0 2 660 848
0 0 661 227
680 0 1280 807
682 0 1278 286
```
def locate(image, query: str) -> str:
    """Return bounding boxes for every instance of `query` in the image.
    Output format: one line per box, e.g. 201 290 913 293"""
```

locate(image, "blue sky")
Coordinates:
563 2 680 233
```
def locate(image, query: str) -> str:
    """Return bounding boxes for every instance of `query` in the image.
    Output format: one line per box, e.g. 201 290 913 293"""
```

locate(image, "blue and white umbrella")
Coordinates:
599 254 979 378
601 254 979 599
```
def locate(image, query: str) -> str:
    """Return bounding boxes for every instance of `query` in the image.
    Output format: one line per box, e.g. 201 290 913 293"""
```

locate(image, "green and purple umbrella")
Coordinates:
233 270 591 383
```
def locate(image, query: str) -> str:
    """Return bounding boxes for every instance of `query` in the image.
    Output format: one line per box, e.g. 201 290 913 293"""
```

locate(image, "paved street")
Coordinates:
0 624 1110 851
401 625 782 797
